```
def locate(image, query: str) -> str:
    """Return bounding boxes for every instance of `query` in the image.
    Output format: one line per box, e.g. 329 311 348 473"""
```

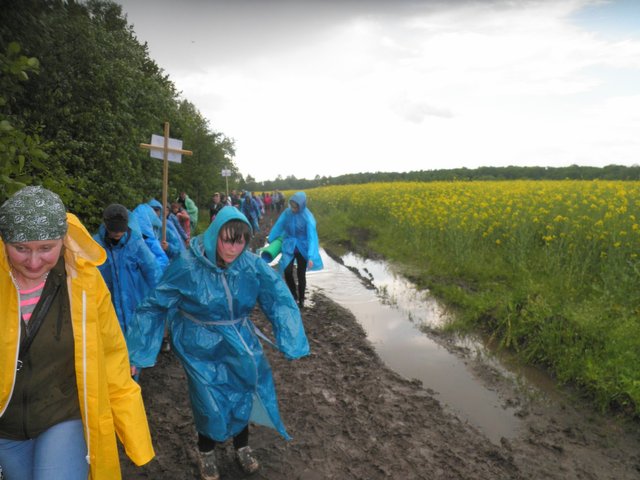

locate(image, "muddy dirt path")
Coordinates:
120 211 640 479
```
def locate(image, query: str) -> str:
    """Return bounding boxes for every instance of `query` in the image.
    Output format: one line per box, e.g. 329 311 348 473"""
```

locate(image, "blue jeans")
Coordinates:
0 419 89 480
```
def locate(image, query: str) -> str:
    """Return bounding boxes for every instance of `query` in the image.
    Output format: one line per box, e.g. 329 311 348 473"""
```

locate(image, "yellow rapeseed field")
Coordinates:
309 180 640 261
305 180 640 412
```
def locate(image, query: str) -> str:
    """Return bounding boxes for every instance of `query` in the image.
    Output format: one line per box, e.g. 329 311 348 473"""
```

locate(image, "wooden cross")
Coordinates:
140 122 193 242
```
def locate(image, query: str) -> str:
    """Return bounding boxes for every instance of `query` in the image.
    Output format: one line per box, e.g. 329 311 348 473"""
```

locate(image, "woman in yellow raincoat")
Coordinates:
0 186 154 479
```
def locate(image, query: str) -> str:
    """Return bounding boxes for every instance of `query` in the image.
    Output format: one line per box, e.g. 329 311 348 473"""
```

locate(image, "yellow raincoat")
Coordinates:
0 213 154 479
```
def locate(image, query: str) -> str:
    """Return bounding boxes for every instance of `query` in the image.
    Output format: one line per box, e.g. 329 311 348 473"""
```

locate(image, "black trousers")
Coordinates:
284 248 308 303
198 426 249 453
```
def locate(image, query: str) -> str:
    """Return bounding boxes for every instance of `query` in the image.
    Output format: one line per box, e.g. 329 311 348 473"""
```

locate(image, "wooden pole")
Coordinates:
161 122 169 243
139 123 192 246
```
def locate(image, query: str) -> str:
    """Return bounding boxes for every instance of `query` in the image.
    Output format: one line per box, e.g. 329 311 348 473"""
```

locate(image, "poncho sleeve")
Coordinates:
255 258 310 360
126 255 188 367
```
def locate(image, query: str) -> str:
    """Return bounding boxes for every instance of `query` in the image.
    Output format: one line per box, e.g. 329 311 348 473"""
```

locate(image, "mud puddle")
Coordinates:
306 249 531 444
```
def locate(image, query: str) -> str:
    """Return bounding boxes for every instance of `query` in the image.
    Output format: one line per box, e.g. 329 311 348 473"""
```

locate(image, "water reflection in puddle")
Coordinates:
306 249 521 444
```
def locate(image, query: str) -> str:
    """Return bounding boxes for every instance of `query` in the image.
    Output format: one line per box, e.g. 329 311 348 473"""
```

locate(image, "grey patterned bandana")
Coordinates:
0 186 68 243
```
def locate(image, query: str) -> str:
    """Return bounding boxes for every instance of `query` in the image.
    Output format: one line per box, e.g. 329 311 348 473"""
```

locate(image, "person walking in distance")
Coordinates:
268 191 323 308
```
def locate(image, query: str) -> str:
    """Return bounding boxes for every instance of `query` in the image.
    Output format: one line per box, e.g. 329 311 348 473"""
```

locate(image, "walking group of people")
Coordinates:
208 190 287 225
0 185 322 480
261 190 286 213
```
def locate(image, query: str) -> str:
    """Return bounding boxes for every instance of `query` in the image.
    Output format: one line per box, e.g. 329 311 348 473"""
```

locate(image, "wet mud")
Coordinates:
119 212 640 479
121 290 640 479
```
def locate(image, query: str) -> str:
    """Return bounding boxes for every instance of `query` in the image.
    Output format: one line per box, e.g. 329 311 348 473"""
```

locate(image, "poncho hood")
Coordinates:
290 191 307 212
202 206 252 264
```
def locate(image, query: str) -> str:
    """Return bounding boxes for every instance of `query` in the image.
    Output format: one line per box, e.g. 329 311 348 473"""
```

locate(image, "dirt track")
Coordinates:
120 288 640 479
119 212 640 479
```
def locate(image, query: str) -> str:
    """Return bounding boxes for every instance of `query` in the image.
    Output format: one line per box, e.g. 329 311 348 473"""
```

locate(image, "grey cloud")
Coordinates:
393 99 454 123
115 0 520 71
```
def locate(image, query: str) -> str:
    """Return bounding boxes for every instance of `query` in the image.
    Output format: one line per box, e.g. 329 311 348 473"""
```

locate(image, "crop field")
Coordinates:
304 180 640 414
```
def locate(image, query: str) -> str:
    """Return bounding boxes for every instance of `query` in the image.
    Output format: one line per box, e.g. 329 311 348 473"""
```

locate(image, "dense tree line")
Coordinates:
247 164 640 192
0 0 239 230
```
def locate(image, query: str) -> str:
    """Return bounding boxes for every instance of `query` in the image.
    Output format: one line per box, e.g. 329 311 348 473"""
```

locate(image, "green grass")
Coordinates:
308 181 640 416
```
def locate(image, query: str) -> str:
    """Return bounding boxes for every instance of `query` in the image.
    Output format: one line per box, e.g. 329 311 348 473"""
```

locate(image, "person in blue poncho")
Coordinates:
268 191 323 309
93 204 162 338
127 206 309 480
147 198 185 259
240 191 261 233
132 203 169 271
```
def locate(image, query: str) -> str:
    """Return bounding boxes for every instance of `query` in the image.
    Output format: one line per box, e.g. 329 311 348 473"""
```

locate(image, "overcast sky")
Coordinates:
114 0 640 182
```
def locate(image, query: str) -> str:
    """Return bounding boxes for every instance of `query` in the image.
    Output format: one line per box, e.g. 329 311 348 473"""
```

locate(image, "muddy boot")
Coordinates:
236 446 260 474
198 450 220 480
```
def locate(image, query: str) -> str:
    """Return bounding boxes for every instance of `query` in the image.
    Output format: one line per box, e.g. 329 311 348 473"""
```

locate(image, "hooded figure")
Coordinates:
132 203 169 271
240 191 261 233
268 191 322 274
93 204 162 335
147 198 185 259
127 206 308 446
268 191 323 307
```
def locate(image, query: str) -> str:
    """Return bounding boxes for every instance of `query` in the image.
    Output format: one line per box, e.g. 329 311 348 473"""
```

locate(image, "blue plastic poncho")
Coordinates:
93 224 162 334
127 206 309 441
168 212 188 243
268 191 323 273
132 203 169 271
148 199 185 258
241 192 261 233
165 219 185 258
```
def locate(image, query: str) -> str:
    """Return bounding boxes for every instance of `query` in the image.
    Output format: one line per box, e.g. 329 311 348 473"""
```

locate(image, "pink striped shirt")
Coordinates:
20 282 46 324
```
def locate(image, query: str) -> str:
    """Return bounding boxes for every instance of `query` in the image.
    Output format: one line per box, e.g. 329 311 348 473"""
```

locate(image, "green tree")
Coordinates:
0 0 237 229
0 41 50 202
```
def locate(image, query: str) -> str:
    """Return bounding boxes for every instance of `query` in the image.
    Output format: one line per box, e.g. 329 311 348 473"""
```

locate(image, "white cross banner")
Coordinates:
139 122 193 242
150 134 184 163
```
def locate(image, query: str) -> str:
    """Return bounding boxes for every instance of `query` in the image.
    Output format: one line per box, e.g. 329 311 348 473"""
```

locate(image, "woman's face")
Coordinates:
290 201 300 213
216 232 246 265
5 239 64 281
